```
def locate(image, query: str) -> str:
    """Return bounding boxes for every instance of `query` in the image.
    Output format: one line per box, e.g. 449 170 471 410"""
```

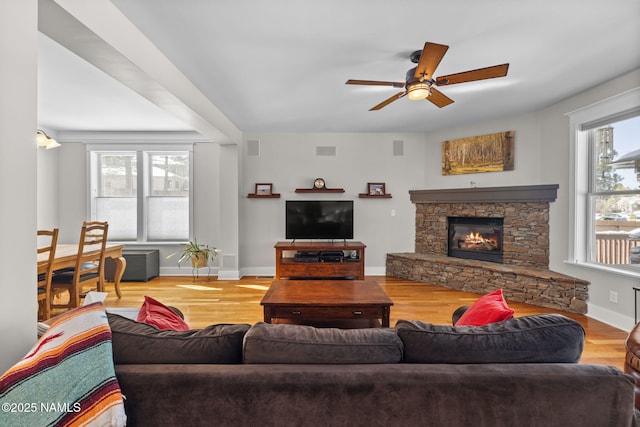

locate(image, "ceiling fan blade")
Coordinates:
435 63 509 85
346 79 405 88
370 91 406 111
414 42 449 80
427 87 454 108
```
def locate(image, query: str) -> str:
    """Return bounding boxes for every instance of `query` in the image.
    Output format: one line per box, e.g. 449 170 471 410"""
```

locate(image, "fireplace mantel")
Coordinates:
409 184 559 268
409 184 559 204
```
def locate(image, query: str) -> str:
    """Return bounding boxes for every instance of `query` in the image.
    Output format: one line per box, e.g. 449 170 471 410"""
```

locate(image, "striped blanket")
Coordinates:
0 303 126 426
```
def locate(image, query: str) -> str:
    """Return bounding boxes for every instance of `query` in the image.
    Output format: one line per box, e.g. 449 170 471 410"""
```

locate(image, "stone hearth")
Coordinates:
386 184 589 313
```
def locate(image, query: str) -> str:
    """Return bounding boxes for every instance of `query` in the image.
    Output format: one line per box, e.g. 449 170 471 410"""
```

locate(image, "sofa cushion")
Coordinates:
243 322 403 364
108 313 250 364
136 296 190 331
396 314 585 364
454 289 515 326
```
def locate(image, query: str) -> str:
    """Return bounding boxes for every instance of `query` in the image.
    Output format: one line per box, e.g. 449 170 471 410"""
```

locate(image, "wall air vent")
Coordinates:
316 146 336 156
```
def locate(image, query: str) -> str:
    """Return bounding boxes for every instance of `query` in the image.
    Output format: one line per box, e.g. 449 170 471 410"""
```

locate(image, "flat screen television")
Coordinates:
286 200 354 240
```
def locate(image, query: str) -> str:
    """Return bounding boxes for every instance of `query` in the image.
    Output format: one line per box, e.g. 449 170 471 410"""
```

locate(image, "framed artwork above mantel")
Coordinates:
442 130 514 175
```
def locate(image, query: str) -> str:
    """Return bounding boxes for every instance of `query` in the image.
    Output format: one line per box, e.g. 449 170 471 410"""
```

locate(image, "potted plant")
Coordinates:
167 239 218 269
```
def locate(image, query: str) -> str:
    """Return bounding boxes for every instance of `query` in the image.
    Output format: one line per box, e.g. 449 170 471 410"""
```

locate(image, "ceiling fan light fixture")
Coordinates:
346 41 509 110
407 82 431 101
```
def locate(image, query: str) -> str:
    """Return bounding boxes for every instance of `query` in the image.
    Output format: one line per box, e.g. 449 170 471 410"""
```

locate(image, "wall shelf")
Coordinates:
247 193 281 198
358 194 392 198
295 188 345 193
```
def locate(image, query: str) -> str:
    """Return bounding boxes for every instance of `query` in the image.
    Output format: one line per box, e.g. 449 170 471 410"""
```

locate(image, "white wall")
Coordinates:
239 133 425 276
0 0 38 373
217 144 240 279
55 142 86 243
36 144 59 229
424 112 542 189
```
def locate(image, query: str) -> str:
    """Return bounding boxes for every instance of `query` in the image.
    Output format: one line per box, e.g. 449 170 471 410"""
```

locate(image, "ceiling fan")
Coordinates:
345 42 509 110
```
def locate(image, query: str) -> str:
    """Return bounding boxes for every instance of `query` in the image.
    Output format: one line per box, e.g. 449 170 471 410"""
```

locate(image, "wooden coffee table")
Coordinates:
261 280 393 328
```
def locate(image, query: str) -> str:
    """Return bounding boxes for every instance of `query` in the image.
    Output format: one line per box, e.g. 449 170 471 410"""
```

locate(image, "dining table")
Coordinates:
38 243 127 298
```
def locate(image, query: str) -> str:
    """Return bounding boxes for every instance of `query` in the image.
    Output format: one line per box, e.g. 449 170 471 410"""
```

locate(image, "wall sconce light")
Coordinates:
36 130 61 149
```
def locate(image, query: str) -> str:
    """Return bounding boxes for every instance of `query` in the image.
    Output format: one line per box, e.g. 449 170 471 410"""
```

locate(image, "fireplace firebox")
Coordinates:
447 217 504 263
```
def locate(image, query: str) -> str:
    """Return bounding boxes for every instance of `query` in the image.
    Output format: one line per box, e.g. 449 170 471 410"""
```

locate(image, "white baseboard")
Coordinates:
365 266 386 276
218 270 241 280
160 266 219 277
241 267 275 278
586 303 634 332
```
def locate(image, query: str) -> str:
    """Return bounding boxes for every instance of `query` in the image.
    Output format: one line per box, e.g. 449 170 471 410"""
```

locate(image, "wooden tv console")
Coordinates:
274 241 365 280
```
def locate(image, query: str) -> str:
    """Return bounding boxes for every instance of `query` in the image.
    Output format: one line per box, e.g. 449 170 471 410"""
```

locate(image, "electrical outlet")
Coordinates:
391 209 396 217
609 291 618 303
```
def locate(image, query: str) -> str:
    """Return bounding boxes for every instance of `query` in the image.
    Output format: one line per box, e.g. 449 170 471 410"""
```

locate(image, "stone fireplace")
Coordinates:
386 184 589 313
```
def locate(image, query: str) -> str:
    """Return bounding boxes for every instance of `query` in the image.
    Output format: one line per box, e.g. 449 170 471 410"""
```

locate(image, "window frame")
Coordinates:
87 143 194 244
567 87 640 278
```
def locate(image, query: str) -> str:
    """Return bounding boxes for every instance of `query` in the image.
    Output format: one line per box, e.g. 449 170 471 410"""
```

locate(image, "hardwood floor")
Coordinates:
100 275 629 370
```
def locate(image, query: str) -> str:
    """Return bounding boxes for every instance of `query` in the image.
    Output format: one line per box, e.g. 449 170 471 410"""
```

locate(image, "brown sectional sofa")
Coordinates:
109 313 637 427
625 321 640 410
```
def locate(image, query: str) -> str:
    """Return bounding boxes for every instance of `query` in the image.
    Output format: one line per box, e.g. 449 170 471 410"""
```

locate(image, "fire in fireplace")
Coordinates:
448 217 504 263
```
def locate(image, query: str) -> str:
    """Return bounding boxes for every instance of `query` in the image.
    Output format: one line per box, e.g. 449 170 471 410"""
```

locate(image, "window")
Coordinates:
89 147 192 242
588 117 640 269
569 89 640 276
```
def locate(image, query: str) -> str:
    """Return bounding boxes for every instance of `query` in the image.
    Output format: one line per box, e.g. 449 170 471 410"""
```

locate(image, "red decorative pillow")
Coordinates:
136 296 190 331
454 289 515 326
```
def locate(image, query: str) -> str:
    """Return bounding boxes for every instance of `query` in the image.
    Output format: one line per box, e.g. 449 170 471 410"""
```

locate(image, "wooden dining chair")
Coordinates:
51 221 109 310
37 228 59 320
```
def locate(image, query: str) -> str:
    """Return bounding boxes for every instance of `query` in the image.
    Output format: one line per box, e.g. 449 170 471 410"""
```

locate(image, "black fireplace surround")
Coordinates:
447 217 504 263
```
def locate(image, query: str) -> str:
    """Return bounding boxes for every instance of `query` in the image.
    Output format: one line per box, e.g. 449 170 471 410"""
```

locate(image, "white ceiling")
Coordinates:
37 0 640 136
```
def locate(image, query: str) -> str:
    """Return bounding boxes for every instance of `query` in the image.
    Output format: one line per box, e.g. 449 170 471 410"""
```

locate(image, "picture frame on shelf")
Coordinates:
255 183 273 196
367 182 386 196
